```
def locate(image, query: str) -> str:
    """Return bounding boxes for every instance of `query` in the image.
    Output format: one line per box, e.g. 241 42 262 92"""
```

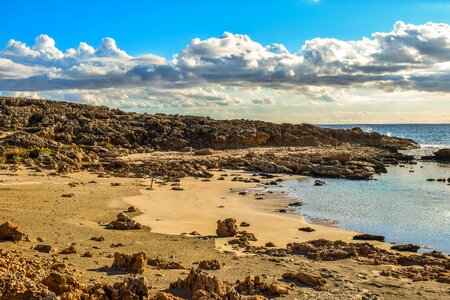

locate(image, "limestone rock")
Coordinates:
107 212 142 230
0 222 27 242
198 259 222 270
282 271 326 287
112 252 147 273
216 218 238 237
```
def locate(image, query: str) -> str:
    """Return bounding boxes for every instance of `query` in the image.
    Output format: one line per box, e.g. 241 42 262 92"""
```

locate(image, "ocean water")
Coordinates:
321 124 450 149
278 124 450 253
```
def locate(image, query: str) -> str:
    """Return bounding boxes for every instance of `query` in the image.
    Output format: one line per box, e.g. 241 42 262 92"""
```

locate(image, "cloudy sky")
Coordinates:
1 0 450 124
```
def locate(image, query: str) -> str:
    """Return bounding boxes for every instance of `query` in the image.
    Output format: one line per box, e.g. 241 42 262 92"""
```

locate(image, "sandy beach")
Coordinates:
125 170 367 250
1 166 448 299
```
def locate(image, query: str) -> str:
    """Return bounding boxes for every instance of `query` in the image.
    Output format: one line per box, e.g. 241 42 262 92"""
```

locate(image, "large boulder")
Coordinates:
216 218 238 237
434 149 450 161
112 252 147 273
107 212 142 230
0 222 27 242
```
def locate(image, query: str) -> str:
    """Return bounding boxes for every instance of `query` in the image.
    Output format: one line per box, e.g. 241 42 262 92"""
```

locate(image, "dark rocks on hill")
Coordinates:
0 96 420 179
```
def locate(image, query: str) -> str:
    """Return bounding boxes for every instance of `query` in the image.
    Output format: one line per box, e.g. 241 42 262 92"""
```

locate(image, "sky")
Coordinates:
1 0 450 124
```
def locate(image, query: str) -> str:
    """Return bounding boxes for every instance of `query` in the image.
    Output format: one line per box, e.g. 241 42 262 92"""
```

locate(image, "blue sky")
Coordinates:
1 0 450 123
3 0 449 57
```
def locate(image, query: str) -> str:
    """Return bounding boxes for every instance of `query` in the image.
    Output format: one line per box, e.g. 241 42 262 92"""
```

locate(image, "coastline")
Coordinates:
1 167 449 299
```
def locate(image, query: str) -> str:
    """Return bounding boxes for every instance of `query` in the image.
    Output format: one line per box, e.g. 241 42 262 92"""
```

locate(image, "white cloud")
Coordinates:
0 21 450 113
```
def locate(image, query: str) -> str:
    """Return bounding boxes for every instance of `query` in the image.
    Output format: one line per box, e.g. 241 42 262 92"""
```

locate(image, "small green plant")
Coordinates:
28 147 52 159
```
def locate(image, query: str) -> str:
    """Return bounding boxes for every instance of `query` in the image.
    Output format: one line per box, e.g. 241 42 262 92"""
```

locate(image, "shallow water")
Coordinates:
276 161 450 253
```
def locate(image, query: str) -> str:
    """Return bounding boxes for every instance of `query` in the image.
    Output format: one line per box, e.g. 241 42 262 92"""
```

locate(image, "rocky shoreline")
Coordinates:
1 97 449 299
1 96 418 180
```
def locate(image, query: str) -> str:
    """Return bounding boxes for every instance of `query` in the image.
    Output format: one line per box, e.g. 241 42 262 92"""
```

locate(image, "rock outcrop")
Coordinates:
0 222 27 242
0 96 418 178
107 212 142 230
112 252 147 273
216 218 238 237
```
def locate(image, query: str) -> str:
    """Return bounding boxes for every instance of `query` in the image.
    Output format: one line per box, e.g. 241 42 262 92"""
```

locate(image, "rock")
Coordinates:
170 268 227 297
391 244 420 252
298 227 315 232
34 244 58 254
288 201 303 207
265 242 276 247
282 271 327 287
198 259 222 270
107 212 142 230
82 252 93 257
151 292 183 300
194 148 214 155
240 221 250 227
235 275 289 296
61 193 74 198
127 205 137 212
314 179 326 186
148 258 187 269
353 234 385 242
59 245 77 254
216 218 238 237
112 252 147 273
90 236 104 242
42 272 81 295
434 148 450 161
0 221 27 242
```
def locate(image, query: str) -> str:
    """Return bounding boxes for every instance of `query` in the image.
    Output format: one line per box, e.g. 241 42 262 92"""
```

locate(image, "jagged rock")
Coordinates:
148 258 187 269
90 236 104 242
127 205 137 212
151 292 184 300
198 259 222 270
0 222 27 242
59 245 77 254
34 244 58 254
170 268 228 297
353 234 385 242
391 244 421 252
42 272 81 295
216 218 238 237
107 212 142 230
112 252 147 273
282 271 327 287
234 275 289 296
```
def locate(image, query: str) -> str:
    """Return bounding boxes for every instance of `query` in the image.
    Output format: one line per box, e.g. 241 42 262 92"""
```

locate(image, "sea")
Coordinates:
275 124 450 253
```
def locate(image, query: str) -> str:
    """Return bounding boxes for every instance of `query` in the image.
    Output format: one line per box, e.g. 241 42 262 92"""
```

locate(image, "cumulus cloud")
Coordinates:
0 21 450 110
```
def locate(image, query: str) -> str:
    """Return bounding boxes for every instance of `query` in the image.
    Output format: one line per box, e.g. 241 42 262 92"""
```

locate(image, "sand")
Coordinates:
0 166 448 299
125 170 363 251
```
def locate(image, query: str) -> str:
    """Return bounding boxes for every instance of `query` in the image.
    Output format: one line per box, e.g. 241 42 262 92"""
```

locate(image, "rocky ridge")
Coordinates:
0 97 418 179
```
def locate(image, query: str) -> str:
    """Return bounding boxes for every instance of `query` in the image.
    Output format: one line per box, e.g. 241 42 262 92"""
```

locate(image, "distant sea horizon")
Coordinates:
318 123 450 149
